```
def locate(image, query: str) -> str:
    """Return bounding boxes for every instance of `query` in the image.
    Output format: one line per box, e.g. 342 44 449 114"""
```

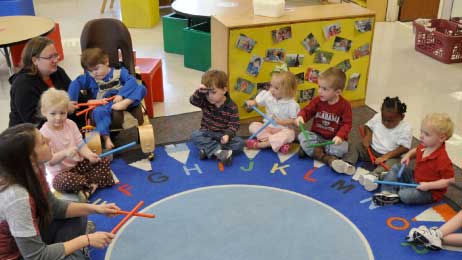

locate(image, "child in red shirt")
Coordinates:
295 67 353 172
373 113 455 205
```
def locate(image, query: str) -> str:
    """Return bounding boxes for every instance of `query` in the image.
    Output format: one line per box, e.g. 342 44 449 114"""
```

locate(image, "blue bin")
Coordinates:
0 0 35 16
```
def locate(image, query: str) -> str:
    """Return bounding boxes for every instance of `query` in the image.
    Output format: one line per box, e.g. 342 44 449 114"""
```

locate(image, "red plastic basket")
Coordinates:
450 17 462 25
413 19 462 64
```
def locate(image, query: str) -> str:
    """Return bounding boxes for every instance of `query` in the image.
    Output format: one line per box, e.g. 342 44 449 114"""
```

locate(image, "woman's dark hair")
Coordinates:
21 37 54 76
381 96 407 115
0 123 51 228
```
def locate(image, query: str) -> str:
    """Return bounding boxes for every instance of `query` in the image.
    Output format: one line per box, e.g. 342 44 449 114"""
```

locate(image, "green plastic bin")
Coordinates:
183 22 211 72
162 13 188 54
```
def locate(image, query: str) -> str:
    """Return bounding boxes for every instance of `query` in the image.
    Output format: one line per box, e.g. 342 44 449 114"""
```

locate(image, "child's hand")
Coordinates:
113 95 123 103
68 101 78 113
362 137 371 149
294 116 304 126
374 156 387 164
221 135 230 144
401 155 410 165
88 152 101 164
246 100 257 108
198 84 209 94
332 136 343 145
65 146 78 158
89 99 107 105
416 182 431 191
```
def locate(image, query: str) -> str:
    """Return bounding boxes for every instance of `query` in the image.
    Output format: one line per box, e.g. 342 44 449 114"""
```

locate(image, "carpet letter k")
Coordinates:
271 163 290 176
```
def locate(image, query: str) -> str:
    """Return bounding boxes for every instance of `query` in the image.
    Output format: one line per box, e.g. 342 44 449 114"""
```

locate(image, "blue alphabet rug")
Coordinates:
88 142 461 260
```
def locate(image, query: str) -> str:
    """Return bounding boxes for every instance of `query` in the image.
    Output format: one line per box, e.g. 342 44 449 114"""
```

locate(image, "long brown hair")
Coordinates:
0 124 51 228
21 37 54 76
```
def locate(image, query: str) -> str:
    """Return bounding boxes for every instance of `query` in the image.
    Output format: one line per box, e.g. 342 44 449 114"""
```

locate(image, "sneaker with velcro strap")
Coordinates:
407 226 443 250
372 191 400 206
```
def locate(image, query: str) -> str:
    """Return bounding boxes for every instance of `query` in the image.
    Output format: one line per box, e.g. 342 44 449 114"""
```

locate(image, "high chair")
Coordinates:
79 18 155 160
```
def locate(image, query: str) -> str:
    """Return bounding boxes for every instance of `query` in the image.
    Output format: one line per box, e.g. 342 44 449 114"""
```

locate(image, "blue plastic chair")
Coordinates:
0 0 35 16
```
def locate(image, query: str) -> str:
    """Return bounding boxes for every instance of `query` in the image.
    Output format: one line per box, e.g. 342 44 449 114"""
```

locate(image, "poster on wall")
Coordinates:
354 19 372 32
353 43 370 60
302 33 320 54
286 54 304 67
305 68 321 83
265 48 286 62
332 36 352 52
236 34 257 53
271 26 292 43
295 72 304 85
323 23 341 40
298 88 315 103
314 51 333 64
347 73 361 90
246 55 263 77
235 78 255 94
335 59 352 72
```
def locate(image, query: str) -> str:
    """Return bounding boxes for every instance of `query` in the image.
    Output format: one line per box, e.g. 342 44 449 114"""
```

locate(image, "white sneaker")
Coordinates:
331 160 356 175
352 167 369 181
409 226 443 250
362 174 379 191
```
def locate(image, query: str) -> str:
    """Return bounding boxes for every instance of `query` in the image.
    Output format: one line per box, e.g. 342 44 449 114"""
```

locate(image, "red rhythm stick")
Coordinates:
359 126 390 171
111 201 144 234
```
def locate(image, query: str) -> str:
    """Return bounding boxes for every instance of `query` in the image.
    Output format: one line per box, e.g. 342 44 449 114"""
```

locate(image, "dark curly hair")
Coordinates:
381 96 407 115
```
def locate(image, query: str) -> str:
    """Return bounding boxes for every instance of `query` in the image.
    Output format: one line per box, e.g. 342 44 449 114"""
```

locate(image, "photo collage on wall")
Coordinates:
233 18 373 110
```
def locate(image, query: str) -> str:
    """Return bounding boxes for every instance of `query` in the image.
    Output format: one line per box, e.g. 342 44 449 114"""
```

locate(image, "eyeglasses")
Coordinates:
38 53 60 60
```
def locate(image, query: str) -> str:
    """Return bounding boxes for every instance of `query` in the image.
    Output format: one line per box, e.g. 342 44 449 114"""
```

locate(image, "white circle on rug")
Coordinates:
106 185 373 260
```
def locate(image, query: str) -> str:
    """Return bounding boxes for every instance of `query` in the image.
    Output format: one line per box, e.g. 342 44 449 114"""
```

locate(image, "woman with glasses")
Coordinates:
9 36 72 127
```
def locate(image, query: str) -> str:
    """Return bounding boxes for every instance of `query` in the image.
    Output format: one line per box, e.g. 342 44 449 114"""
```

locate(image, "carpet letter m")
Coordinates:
330 180 354 194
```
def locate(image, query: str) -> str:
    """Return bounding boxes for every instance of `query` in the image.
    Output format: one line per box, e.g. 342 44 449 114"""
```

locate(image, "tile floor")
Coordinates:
1 0 461 166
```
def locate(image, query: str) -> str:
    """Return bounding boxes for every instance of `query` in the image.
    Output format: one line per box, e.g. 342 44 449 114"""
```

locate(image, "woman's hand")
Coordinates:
95 203 120 217
87 232 115 248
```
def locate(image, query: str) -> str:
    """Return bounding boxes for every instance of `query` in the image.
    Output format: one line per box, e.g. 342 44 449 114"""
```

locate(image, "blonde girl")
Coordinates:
39 88 114 200
246 71 300 153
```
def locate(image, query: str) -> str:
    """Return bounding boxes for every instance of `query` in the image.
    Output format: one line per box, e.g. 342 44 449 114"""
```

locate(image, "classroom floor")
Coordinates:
0 0 461 166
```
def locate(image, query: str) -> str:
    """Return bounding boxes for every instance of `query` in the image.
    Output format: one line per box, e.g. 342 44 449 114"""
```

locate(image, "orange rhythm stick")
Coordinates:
116 210 155 219
111 201 144 234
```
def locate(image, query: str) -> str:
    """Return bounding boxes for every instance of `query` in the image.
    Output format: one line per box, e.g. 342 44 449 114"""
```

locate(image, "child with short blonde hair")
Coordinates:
190 69 244 165
39 88 115 200
295 67 352 170
373 112 455 205
246 71 300 153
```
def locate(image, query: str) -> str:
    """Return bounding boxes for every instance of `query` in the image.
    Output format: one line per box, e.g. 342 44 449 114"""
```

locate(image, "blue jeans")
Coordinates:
298 131 348 158
191 130 244 158
380 164 433 204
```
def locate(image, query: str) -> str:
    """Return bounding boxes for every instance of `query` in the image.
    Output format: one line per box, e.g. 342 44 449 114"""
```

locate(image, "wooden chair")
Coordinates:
100 0 115 14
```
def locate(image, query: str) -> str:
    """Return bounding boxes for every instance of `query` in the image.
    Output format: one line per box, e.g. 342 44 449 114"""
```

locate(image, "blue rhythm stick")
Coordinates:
248 106 278 140
99 141 137 158
374 180 418 188
397 164 406 178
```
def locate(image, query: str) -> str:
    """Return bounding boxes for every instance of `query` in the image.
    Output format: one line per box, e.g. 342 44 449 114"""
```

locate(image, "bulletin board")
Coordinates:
227 17 375 119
